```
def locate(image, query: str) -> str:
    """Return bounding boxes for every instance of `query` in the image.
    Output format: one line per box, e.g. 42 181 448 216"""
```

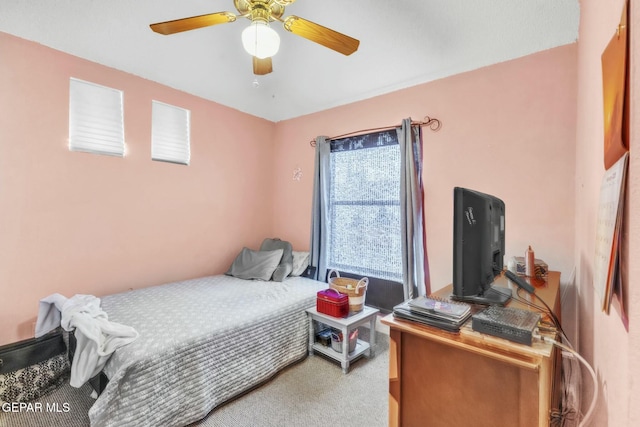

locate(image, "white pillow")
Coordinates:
290 251 310 276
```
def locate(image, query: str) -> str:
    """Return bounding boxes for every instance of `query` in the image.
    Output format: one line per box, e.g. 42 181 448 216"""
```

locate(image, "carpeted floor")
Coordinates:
1 331 388 427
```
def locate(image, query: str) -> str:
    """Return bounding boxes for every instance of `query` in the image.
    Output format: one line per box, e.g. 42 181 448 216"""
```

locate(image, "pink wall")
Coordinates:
272 44 578 294
0 32 276 345
575 0 640 426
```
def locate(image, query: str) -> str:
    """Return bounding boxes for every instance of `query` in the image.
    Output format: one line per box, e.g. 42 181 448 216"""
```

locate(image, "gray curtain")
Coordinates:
309 136 331 281
398 118 430 299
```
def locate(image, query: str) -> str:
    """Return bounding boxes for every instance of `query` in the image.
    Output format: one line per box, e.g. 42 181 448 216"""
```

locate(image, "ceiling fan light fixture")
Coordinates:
241 20 280 59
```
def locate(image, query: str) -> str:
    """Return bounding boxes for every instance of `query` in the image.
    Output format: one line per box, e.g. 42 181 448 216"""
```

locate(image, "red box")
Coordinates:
316 288 349 318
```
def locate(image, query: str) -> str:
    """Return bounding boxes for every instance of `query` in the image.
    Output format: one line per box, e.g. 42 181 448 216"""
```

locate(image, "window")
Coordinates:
151 100 190 165
68 78 125 156
327 130 402 282
312 120 427 308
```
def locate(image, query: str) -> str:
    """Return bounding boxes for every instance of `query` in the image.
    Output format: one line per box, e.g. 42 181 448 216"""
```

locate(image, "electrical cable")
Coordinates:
551 348 581 427
516 290 569 342
506 273 574 349
505 270 587 426
540 336 598 427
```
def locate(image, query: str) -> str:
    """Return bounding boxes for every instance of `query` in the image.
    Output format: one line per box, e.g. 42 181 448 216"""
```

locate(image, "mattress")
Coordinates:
87 274 326 427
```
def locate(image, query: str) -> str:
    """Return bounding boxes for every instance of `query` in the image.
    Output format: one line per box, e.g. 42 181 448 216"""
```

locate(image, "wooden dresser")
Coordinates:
381 272 562 427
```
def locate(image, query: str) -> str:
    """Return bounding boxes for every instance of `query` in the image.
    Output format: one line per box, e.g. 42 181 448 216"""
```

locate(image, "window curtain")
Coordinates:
398 118 430 299
309 136 331 281
309 119 430 298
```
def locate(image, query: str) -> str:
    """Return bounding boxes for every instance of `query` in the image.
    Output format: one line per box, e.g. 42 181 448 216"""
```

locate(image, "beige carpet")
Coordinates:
1 332 388 427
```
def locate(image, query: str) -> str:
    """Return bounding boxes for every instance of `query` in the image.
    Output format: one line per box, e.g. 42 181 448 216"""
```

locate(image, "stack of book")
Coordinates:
393 296 472 332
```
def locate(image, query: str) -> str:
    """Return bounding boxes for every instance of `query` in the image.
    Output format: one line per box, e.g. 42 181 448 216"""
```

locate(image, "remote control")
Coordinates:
505 270 536 294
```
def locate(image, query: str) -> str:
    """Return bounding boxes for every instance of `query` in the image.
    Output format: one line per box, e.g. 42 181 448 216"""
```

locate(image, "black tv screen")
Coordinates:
452 187 511 305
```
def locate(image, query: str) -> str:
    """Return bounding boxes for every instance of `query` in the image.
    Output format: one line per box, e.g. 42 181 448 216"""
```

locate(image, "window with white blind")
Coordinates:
68 78 125 157
327 130 403 282
151 100 190 165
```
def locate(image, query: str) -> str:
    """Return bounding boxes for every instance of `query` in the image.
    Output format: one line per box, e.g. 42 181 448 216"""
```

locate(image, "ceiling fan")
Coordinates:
150 0 360 76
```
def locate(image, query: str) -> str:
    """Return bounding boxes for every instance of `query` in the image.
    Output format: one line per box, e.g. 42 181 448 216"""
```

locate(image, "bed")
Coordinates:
83 273 325 427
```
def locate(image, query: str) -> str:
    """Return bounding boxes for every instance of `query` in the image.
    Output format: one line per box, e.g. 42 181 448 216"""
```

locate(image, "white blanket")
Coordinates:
35 293 138 387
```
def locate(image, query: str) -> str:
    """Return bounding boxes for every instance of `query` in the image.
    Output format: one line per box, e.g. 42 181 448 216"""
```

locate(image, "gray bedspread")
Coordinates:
88 275 325 427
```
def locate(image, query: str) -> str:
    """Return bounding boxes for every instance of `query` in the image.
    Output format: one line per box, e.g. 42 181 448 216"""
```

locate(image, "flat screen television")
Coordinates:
452 187 511 305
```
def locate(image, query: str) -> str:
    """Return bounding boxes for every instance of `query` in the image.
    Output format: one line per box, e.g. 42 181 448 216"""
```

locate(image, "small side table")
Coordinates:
306 305 380 373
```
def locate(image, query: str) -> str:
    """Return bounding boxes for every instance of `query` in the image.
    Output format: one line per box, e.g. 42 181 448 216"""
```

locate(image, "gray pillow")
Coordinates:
226 247 284 281
259 238 293 282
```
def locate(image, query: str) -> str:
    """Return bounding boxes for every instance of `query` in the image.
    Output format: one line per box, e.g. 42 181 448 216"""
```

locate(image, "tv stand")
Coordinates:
381 272 562 427
452 285 511 306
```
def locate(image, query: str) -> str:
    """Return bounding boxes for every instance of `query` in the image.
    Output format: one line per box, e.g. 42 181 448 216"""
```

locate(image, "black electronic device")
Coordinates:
471 306 541 346
452 187 511 306
504 270 536 294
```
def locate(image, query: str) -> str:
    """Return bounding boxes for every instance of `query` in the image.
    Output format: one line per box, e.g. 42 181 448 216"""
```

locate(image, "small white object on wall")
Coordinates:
293 167 303 181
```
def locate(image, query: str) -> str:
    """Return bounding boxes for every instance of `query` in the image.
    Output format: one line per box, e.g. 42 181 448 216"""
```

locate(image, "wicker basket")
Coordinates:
328 270 368 313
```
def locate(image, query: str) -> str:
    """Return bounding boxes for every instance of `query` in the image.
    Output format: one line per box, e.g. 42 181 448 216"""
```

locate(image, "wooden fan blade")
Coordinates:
283 16 359 56
150 12 236 35
253 57 273 75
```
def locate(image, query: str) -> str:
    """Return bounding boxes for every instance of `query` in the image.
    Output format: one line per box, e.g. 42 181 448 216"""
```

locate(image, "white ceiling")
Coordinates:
0 0 580 122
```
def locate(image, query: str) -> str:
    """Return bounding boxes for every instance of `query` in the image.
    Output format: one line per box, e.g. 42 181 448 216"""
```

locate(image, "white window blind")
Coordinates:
151 100 190 165
68 78 125 156
327 131 403 282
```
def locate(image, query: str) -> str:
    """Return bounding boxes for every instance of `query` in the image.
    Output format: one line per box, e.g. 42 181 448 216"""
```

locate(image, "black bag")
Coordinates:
0 331 69 403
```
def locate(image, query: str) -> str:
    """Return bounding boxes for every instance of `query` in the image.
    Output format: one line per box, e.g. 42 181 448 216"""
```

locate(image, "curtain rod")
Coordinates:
309 116 441 147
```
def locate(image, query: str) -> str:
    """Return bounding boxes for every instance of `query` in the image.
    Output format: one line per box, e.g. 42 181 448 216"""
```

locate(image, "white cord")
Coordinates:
543 336 598 427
